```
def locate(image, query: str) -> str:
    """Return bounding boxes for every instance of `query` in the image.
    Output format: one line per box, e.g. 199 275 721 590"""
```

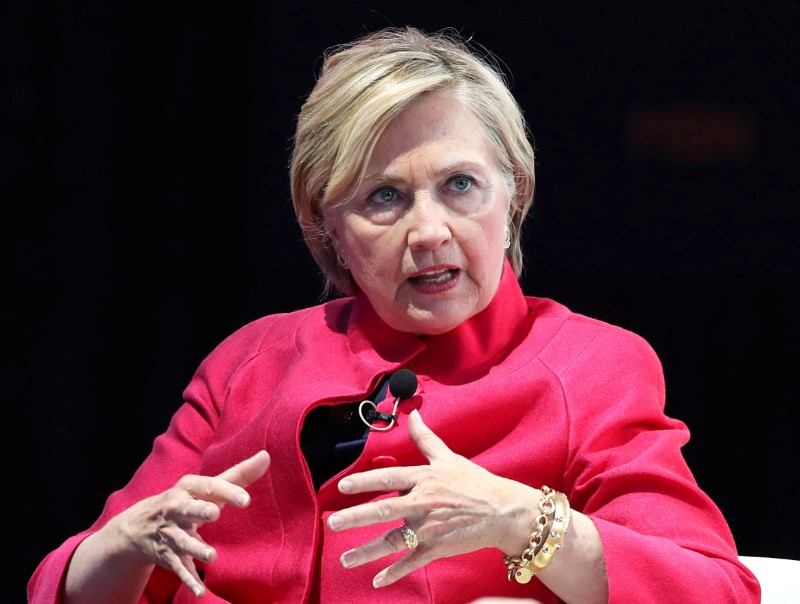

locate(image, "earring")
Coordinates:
503 224 512 250
337 252 349 270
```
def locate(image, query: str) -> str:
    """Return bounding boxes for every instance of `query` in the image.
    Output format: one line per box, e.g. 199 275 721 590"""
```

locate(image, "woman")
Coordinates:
28 27 759 603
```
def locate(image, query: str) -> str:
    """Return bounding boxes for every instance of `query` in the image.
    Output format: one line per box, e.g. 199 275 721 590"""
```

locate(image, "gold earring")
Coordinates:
504 224 511 250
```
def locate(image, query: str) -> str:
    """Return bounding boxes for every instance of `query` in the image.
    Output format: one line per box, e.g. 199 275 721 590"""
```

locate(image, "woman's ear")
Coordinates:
326 222 350 271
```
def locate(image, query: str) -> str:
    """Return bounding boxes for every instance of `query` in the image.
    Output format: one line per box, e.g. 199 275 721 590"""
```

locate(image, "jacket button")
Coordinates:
369 455 398 469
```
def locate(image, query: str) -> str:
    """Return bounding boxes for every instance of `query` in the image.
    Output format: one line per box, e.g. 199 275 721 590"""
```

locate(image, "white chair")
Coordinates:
739 555 800 603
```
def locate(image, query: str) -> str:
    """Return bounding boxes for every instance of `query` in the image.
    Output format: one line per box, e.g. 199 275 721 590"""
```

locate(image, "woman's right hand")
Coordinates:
65 450 270 602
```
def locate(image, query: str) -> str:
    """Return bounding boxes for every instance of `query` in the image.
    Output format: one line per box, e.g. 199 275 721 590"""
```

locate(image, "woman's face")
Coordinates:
327 92 512 335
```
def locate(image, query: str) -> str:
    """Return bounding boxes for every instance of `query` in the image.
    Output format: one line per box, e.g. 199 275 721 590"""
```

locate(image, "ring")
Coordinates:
400 524 419 550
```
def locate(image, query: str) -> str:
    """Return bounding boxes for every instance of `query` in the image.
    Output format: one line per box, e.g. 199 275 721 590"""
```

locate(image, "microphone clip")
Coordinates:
358 398 400 431
357 369 419 432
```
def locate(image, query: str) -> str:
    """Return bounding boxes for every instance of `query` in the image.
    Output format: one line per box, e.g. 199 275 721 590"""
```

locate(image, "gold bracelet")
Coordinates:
530 490 571 572
503 486 558 584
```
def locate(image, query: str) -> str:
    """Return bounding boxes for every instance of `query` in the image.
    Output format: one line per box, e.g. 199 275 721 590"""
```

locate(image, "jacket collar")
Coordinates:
346 259 530 379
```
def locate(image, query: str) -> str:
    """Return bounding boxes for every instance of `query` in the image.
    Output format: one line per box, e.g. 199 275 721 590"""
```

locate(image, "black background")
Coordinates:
4 2 799 602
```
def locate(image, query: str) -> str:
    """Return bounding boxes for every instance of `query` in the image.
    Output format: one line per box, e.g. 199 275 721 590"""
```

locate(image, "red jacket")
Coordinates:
28 263 760 603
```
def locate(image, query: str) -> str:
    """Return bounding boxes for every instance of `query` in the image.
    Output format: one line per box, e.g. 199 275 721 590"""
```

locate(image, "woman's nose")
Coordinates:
406 194 452 250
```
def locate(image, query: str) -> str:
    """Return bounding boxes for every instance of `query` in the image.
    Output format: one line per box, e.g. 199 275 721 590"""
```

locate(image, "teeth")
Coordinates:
415 269 453 283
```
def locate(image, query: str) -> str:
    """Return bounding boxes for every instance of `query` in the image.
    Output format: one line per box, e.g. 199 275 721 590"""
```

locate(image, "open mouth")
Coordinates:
409 269 458 284
408 268 460 293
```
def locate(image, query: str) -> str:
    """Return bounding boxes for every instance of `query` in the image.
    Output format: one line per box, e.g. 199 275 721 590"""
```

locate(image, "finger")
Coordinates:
327 496 409 531
216 450 271 488
177 554 207 598
372 548 432 588
159 549 207 598
156 524 216 565
337 465 416 497
408 409 450 462
171 493 222 525
191 499 221 524
150 527 212 597
339 526 410 568
186 450 271 509
184 477 248 509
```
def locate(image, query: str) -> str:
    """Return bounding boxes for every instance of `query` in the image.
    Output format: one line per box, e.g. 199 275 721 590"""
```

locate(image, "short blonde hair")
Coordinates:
290 26 536 296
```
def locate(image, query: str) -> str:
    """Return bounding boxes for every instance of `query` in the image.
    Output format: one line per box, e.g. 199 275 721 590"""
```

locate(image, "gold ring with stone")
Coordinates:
400 524 419 550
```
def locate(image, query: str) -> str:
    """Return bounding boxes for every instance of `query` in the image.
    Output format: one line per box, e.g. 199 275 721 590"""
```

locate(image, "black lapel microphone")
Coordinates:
358 369 418 431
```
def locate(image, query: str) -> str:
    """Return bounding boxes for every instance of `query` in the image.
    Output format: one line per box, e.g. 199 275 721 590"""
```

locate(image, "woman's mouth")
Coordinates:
408 269 460 293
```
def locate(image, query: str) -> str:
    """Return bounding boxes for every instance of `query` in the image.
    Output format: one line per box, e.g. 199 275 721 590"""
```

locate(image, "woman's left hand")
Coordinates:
327 409 539 588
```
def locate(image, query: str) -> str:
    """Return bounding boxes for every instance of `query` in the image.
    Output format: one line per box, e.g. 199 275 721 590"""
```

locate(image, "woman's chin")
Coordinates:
374 282 487 335
391 307 472 336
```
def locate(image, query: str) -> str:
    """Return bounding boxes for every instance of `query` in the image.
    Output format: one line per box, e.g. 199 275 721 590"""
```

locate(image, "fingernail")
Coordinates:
202 548 212 561
192 584 203 597
202 505 213 519
235 492 249 506
328 514 343 529
338 479 353 493
341 550 356 568
373 572 387 588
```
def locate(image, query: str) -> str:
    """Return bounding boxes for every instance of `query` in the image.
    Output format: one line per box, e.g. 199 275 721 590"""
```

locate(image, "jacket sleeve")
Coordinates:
26 317 275 604
557 324 760 603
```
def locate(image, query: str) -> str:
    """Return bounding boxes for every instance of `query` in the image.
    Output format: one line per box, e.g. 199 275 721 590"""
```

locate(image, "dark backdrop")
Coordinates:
4 2 799 602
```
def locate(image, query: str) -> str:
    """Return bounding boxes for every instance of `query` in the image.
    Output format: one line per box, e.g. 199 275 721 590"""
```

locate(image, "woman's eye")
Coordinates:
449 175 473 192
369 188 398 205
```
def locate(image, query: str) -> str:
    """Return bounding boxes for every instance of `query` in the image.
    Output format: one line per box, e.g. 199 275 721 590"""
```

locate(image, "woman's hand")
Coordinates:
327 410 539 588
67 450 270 602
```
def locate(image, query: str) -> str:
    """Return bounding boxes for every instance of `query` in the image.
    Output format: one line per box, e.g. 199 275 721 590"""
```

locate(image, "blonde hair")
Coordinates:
290 26 536 296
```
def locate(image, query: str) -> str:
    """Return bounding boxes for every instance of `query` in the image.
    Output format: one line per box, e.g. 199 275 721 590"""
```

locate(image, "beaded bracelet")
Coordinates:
503 486 570 584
